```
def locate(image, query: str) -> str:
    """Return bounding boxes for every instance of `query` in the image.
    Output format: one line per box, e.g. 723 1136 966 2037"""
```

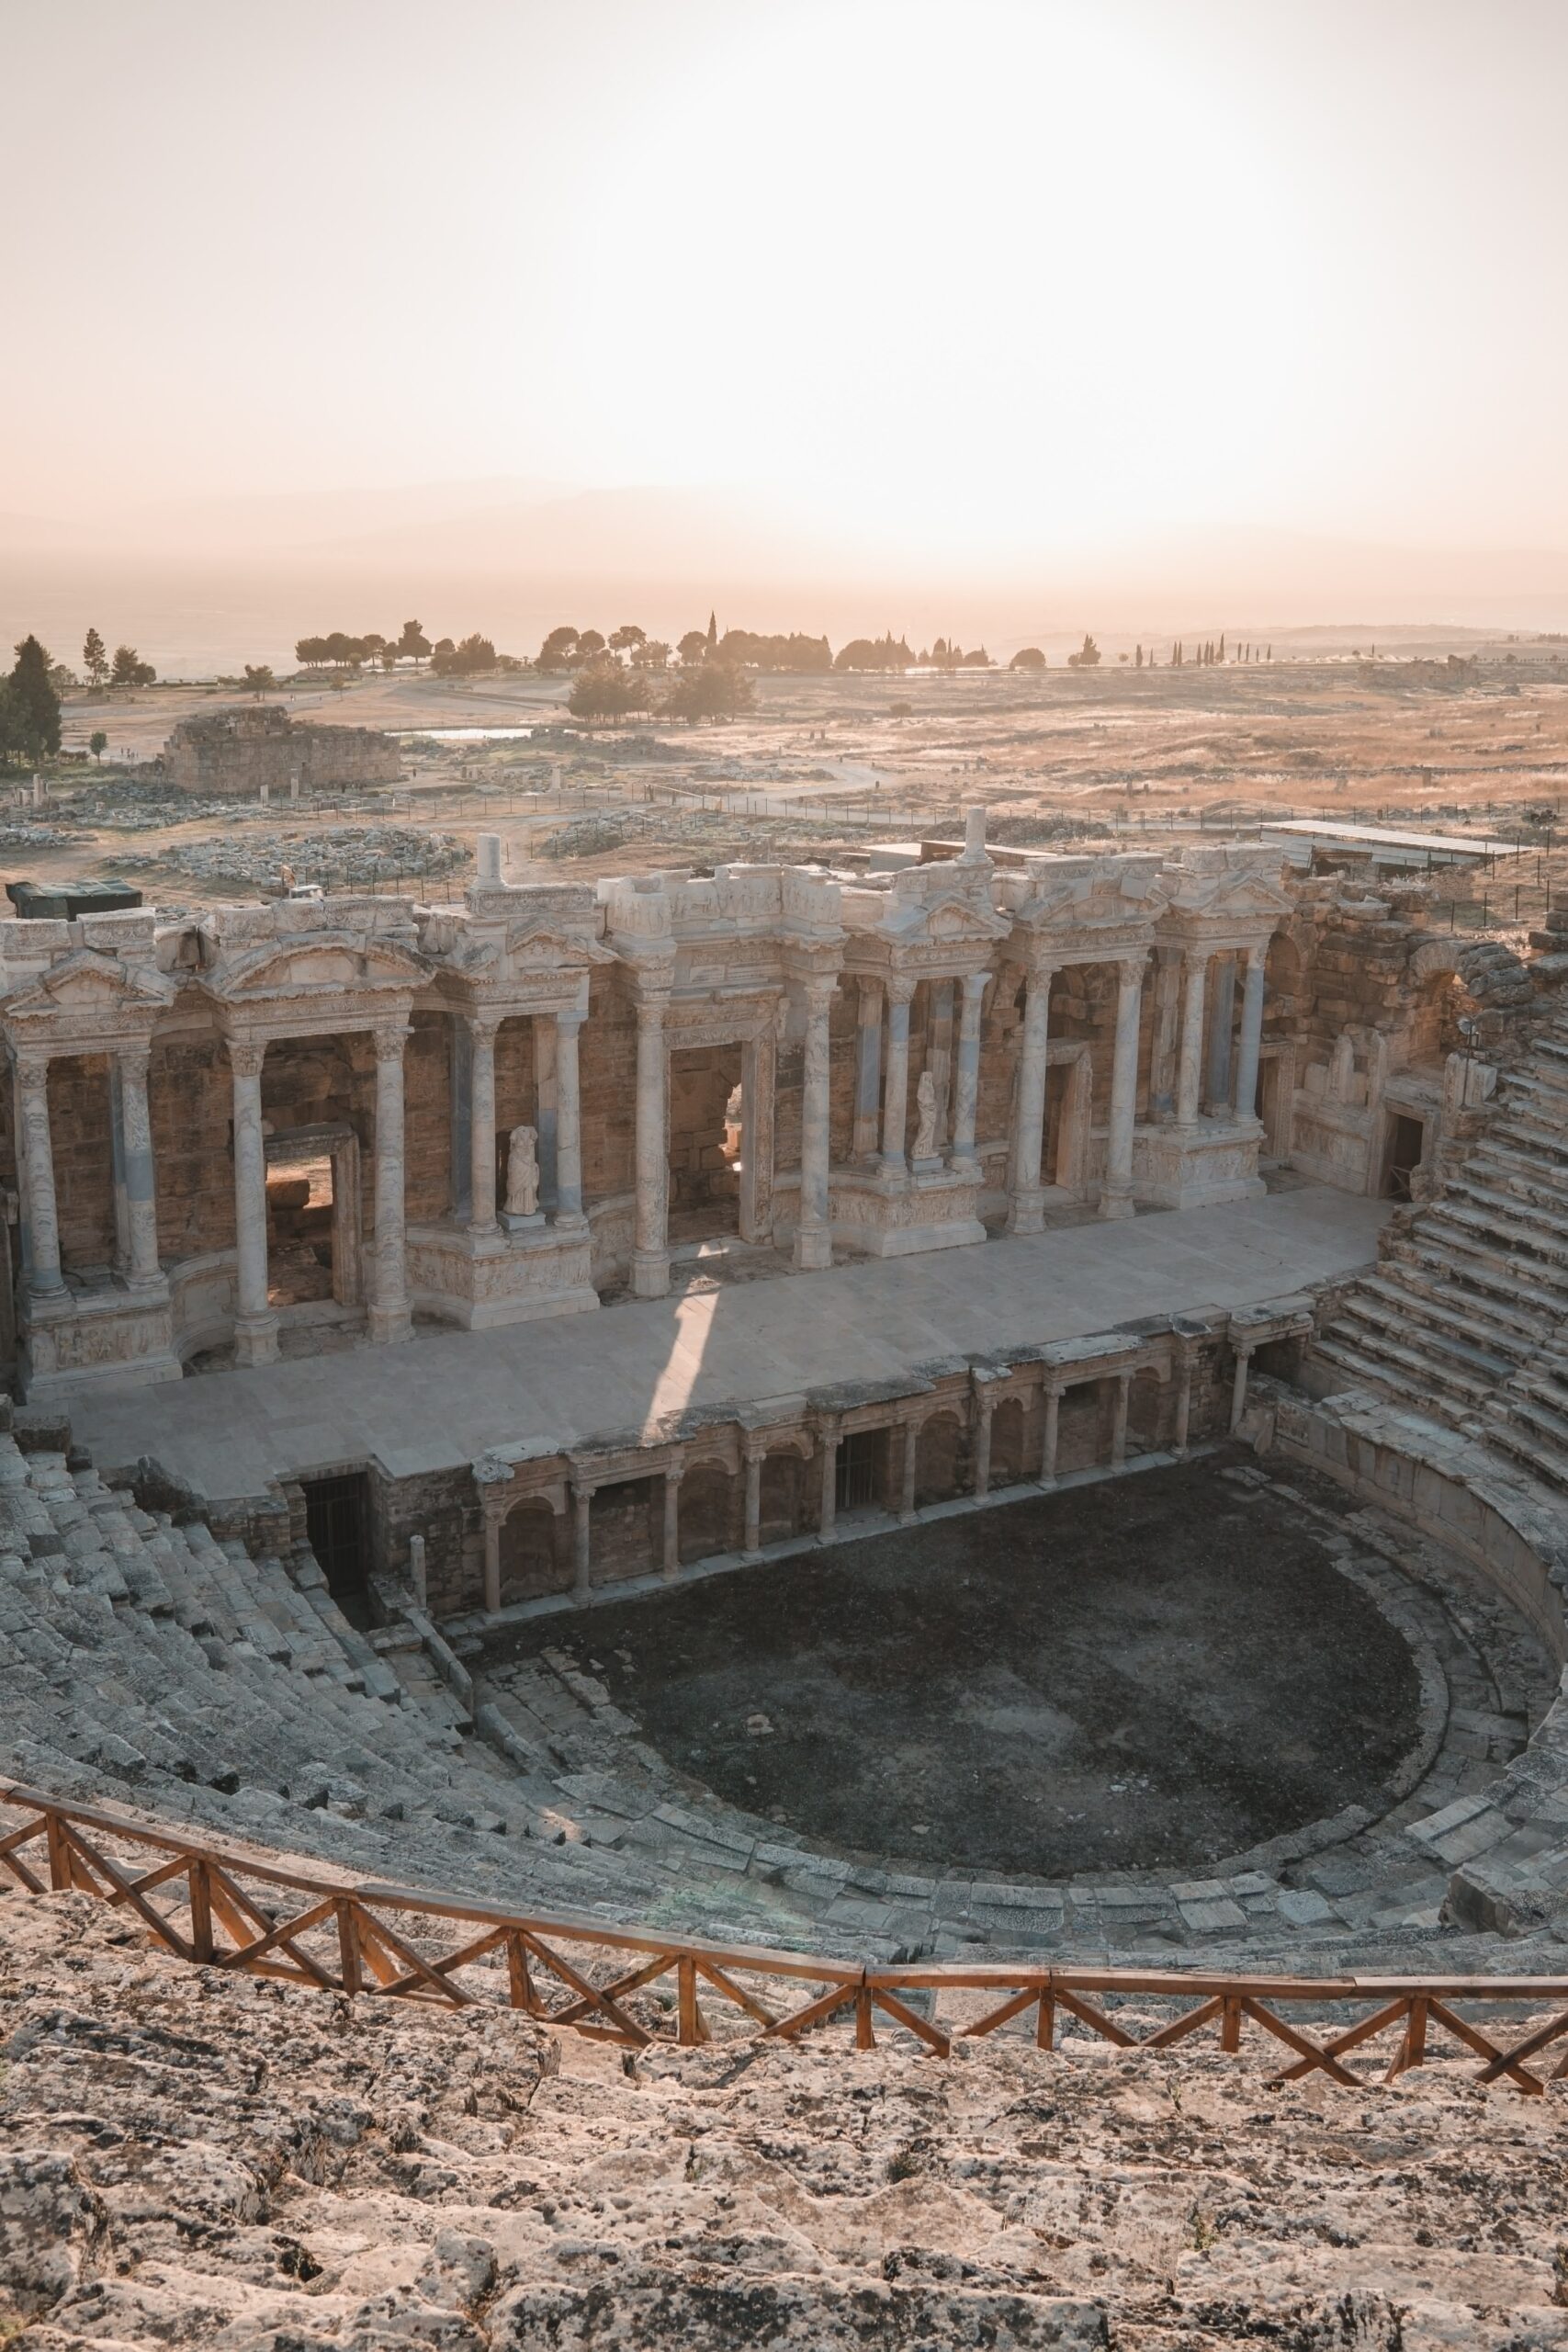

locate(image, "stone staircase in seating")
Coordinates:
1314 1007 1568 1493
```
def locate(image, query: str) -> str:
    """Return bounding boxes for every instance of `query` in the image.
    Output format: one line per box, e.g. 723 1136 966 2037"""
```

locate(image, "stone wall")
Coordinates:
164 707 401 797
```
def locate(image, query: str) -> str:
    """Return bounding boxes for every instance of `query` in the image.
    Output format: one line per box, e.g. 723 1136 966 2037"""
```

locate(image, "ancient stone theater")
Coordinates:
6 808 1568 2144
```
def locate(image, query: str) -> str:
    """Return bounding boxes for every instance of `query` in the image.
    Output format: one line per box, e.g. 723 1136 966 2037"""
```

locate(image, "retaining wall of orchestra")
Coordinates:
1269 1385 1568 1936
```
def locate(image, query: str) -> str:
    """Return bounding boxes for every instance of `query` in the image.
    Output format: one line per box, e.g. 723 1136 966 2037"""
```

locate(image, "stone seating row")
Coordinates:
4 1419 1565 1979
1316 1006 1568 1497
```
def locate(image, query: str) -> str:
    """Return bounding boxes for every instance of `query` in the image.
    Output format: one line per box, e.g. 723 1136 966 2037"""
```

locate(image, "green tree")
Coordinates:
705 609 718 651
83 627 108 690
1066 633 1101 669
660 662 755 723
576 628 606 661
1009 647 1047 671
89 729 108 762
243 664 276 692
109 643 155 688
677 628 709 665
569 659 652 722
607 625 646 655
537 626 580 671
397 618 431 665
8 636 62 754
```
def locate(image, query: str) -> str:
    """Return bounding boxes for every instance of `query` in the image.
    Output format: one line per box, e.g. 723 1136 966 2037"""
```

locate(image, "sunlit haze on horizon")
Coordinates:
6 0 1568 648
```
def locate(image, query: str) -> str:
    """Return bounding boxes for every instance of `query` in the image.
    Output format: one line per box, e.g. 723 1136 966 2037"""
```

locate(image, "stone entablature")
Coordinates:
0 824 1539 1399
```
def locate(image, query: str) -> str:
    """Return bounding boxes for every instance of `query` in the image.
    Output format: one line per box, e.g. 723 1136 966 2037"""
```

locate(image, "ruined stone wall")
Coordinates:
579 972 637 1205
164 708 401 797
152 1033 236 1264
48 1054 116 1271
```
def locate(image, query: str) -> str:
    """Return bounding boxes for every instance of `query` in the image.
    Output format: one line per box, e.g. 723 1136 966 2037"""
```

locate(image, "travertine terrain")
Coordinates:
6 1887 1568 2351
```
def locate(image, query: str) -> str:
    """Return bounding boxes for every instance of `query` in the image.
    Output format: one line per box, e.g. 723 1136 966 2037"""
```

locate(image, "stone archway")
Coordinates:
915 1409 966 1507
499 1497 566 1603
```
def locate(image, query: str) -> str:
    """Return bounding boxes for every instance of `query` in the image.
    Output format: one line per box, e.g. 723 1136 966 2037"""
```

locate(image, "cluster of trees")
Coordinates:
919 638 993 669
0 637 62 764
81 628 155 690
567 654 756 725
537 625 673 673
1168 637 1271 666
294 620 433 672
832 633 917 673
1066 634 1101 669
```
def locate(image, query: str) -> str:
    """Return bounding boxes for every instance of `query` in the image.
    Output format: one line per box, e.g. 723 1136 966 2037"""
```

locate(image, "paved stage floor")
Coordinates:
71 1186 1389 1505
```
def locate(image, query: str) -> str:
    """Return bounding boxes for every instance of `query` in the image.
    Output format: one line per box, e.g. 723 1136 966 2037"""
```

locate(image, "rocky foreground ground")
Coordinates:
5 1891 1568 2348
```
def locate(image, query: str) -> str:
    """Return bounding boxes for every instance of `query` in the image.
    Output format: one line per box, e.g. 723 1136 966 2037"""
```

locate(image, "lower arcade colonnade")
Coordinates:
0 836 1303 1396
465 1298 1309 1620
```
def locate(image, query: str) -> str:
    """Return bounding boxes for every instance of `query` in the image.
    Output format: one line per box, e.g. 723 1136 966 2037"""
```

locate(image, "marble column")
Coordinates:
1099 955 1145 1220
852 978 884 1160
1205 953 1237 1114
661 1465 682 1580
1040 1383 1061 1486
795 978 834 1271
482 1509 502 1613
949 970 987 1176
1148 949 1182 1120
632 994 670 1299
742 1443 764 1560
571 1480 592 1601
369 1024 412 1345
1176 951 1208 1126
468 1013 500 1237
1234 945 1267 1127
1006 964 1053 1235
899 1419 919 1523
973 1393 994 1499
14 1056 64 1298
1174 1354 1194 1453
880 977 914 1173
818 1426 839 1541
1230 1342 1254 1433
228 1037 276 1364
1111 1371 1131 1466
116 1045 161 1287
553 1010 586 1227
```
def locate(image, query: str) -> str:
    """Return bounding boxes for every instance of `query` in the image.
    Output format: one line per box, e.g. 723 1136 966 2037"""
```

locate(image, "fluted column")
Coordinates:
852 978 883 1160
742 1441 764 1560
554 1010 586 1227
1234 945 1267 1126
228 1036 277 1364
880 976 914 1172
1099 955 1145 1220
949 970 987 1175
632 993 670 1298
117 1045 161 1286
795 977 834 1271
1205 953 1236 1113
1176 951 1208 1126
369 1023 412 1344
1007 963 1053 1234
14 1055 64 1299
468 1013 500 1236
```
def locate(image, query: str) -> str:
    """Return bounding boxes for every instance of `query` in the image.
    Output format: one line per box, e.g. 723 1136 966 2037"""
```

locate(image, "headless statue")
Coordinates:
504 1124 539 1218
913 1069 939 1160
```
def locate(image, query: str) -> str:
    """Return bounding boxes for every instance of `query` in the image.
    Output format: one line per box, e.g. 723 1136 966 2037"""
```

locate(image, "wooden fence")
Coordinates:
5 1781 1567 2094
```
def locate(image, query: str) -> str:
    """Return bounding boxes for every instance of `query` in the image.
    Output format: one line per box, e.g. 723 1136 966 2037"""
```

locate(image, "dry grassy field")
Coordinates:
17 653 1568 922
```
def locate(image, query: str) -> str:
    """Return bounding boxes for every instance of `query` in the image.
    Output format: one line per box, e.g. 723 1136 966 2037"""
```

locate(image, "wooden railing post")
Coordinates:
188 1859 215 1963
44 1808 72 1892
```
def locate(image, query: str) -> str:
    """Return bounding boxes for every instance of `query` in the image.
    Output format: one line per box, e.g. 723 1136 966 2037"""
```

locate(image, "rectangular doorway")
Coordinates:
1383 1114 1426 1201
303 1471 369 1607
836 1429 886 1515
667 1043 743 1245
266 1150 336 1306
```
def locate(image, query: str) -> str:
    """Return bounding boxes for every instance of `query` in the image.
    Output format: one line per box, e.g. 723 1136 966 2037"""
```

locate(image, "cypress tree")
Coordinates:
7 637 61 762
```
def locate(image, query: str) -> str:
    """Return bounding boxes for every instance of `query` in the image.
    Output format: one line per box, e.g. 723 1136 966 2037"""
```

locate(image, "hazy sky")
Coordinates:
6 0 1568 577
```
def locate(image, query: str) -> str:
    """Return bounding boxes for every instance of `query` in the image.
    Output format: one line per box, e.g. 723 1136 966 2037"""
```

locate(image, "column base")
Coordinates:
632 1248 671 1299
1006 1192 1046 1236
367 1302 413 1345
793 1225 832 1271
1098 1184 1135 1221
233 1311 280 1368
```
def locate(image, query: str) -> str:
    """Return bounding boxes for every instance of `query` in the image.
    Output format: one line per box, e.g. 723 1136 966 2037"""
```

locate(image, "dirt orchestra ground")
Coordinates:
513 1459 1422 1880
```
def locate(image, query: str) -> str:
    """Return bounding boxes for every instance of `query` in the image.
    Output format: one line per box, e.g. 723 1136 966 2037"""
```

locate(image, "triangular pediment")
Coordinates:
2 948 175 1018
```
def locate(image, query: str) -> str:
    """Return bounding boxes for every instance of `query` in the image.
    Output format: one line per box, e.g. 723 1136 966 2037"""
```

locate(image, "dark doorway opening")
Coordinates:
1383 1113 1426 1201
304 1472 369 1611
836 1429 886 1515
